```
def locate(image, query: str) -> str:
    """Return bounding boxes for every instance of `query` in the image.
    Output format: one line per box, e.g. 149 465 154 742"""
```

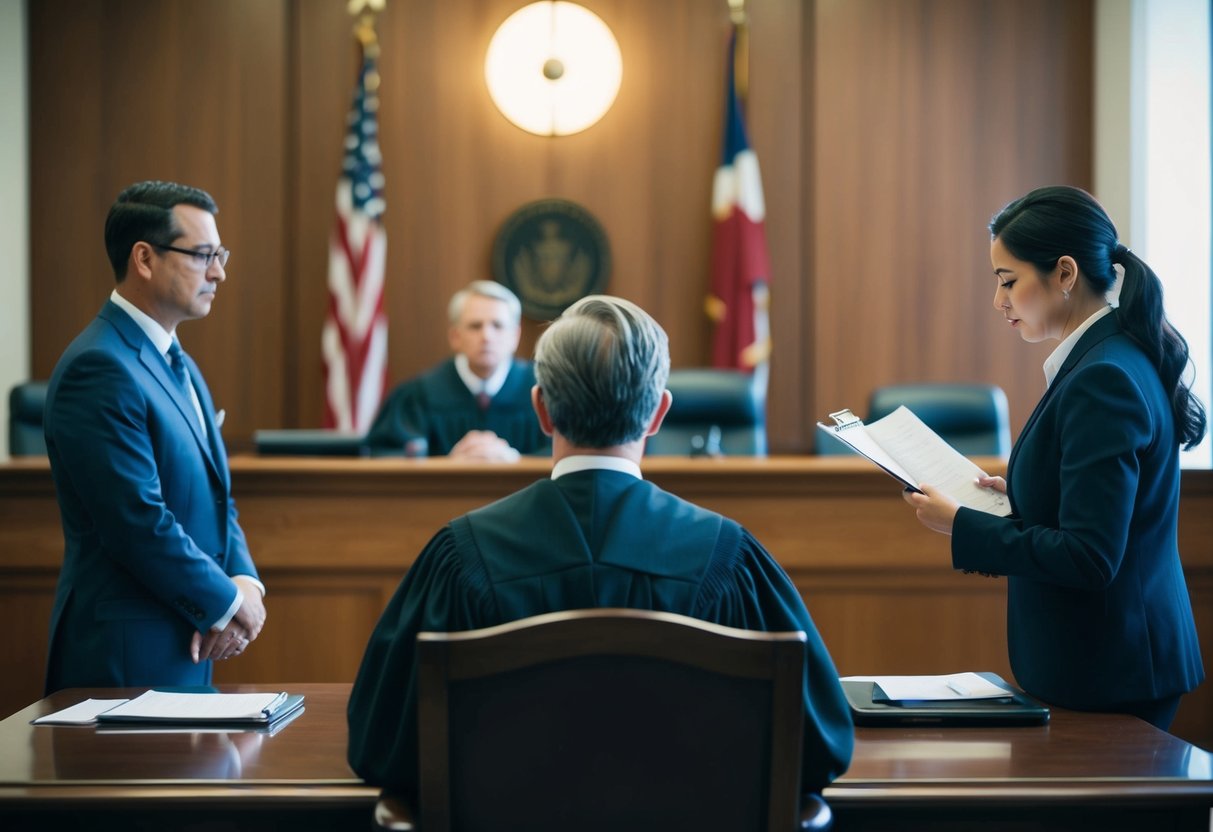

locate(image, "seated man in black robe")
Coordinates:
365 281 550 460
348 295 854 804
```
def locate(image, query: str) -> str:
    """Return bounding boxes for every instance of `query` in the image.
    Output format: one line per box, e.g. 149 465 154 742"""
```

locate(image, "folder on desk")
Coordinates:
95 690 306 728
841 671 1049 726
95 704 306 736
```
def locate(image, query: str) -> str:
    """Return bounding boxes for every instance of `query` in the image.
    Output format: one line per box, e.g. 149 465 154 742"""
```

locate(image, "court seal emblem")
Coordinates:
491 199 611 321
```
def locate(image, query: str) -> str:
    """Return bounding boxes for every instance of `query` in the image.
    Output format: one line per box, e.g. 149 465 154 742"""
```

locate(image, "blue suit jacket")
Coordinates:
43 301 258 691
953 312 1204 710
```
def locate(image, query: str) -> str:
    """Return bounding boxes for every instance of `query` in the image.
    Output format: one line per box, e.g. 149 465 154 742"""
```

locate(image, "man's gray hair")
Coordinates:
447 281 522 326
534 295 670 448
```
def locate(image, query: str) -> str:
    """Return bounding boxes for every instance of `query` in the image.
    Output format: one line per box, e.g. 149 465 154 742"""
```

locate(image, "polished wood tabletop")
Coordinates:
836 714 1213 798
0 684 374 805
2 683 1212 830
4 683 1211 792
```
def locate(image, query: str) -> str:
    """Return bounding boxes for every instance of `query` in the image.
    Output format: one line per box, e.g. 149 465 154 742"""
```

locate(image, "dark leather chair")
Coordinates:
647 368 767 456
9 381 49 456
867 383 1011 457
373 608 832 832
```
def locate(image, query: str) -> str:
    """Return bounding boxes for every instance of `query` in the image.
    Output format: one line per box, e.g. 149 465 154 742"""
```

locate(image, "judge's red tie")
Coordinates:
476 391 491 411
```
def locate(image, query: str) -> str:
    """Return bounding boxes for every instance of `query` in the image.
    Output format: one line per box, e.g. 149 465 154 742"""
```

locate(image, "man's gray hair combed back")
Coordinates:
534 295 670 448
447 280 522 325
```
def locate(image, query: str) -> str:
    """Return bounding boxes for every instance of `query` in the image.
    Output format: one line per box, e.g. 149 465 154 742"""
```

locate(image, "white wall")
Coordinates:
1096 0 1211 468
0 0 30 460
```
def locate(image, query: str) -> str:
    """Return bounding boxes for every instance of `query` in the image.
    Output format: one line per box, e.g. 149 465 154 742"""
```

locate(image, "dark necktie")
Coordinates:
476 390 491 411
166 341 192 395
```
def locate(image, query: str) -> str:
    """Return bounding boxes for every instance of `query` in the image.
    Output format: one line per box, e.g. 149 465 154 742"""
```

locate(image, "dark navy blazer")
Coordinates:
43 301 258 691
952 312 1204 710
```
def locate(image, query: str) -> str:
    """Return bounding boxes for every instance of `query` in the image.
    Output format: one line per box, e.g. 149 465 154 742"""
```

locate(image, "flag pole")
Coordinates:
728 0 748 105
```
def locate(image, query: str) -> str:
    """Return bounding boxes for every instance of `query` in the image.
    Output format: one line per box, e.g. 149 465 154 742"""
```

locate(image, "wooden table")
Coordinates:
0 683 376 830
2 683 1210 831
829 718 1213 830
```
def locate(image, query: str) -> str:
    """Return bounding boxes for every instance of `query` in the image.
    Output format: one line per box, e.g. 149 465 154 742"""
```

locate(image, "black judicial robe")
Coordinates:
347 469 854 802
365 358 550 456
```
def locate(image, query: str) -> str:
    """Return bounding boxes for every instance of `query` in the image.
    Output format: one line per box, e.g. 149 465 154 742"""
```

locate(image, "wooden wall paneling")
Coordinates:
29 0 114 379
746 0 808 453
287 0 800 429
293 0 356 429
566 0 720 363
805 571 1012 679
211 572 395 685
808 0 1093 443
29 0 290 444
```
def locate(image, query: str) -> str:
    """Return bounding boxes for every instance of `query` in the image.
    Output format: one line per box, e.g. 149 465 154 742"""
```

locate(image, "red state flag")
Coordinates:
708 25 771 374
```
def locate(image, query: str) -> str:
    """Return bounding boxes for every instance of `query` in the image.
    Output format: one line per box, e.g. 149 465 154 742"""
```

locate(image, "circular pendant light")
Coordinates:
485 2 623 137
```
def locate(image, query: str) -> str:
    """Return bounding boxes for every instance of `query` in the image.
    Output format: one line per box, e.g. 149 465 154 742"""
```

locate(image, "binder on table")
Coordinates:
841 671 1049 727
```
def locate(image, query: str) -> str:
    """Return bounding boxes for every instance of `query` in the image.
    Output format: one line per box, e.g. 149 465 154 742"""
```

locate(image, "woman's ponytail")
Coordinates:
1115 248 1207 450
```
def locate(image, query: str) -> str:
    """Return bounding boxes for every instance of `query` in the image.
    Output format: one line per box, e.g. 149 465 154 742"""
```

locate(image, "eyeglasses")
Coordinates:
152 243 231 269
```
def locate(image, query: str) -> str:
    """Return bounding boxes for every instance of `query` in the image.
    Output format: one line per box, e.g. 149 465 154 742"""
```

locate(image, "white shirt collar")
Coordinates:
551 455 643 481
110 289 175 357
1043 305 1113 387
454 353 512 397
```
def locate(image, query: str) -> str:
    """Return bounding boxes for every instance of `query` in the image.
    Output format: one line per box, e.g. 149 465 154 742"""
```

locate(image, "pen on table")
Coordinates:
262 691 288 716
946 679 971 697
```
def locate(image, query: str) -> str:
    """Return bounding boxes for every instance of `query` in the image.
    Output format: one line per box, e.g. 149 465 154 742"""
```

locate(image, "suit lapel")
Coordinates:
100 302 221 482
1010 312 1122 470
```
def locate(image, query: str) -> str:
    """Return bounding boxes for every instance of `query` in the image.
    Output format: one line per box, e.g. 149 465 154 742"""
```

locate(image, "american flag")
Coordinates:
322 46 388 432
707 24 771 383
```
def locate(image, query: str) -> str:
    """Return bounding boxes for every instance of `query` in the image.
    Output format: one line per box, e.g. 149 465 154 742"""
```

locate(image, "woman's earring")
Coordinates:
1062 289 1070 301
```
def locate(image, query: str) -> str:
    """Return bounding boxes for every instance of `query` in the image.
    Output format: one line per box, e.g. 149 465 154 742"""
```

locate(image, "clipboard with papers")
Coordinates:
840 672 1049 727
816 406 1011 516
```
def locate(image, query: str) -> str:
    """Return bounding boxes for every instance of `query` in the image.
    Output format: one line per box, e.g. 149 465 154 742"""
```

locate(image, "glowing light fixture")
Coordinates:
485 2 622 136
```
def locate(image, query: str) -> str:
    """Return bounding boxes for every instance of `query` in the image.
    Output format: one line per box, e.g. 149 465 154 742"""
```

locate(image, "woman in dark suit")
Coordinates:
905 186 1206 729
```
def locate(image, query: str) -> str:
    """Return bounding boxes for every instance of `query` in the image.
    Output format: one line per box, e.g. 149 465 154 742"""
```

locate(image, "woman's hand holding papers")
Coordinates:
976 474 1007 494
903 483 961 535
905 475 1003 535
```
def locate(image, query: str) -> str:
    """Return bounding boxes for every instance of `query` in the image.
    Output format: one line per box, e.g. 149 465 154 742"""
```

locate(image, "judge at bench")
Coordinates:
348 295 854 802
365 281 550 460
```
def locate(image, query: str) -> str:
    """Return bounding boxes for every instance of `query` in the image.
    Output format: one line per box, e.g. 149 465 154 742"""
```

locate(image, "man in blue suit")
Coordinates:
43 181 266 692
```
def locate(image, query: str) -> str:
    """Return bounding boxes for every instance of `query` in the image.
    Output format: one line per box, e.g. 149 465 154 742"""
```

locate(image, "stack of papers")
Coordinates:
33 690 303 726
840 672 1012 701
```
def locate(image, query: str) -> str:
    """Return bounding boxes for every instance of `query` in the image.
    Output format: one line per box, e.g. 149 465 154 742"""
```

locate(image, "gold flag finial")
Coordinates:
727 0 748 103
349 0 385 54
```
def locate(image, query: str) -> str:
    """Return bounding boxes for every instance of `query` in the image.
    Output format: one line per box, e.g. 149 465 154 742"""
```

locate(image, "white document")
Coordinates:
97 690 289 723
817 406 1011 516
841 672 1012 701
33 698 129 725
